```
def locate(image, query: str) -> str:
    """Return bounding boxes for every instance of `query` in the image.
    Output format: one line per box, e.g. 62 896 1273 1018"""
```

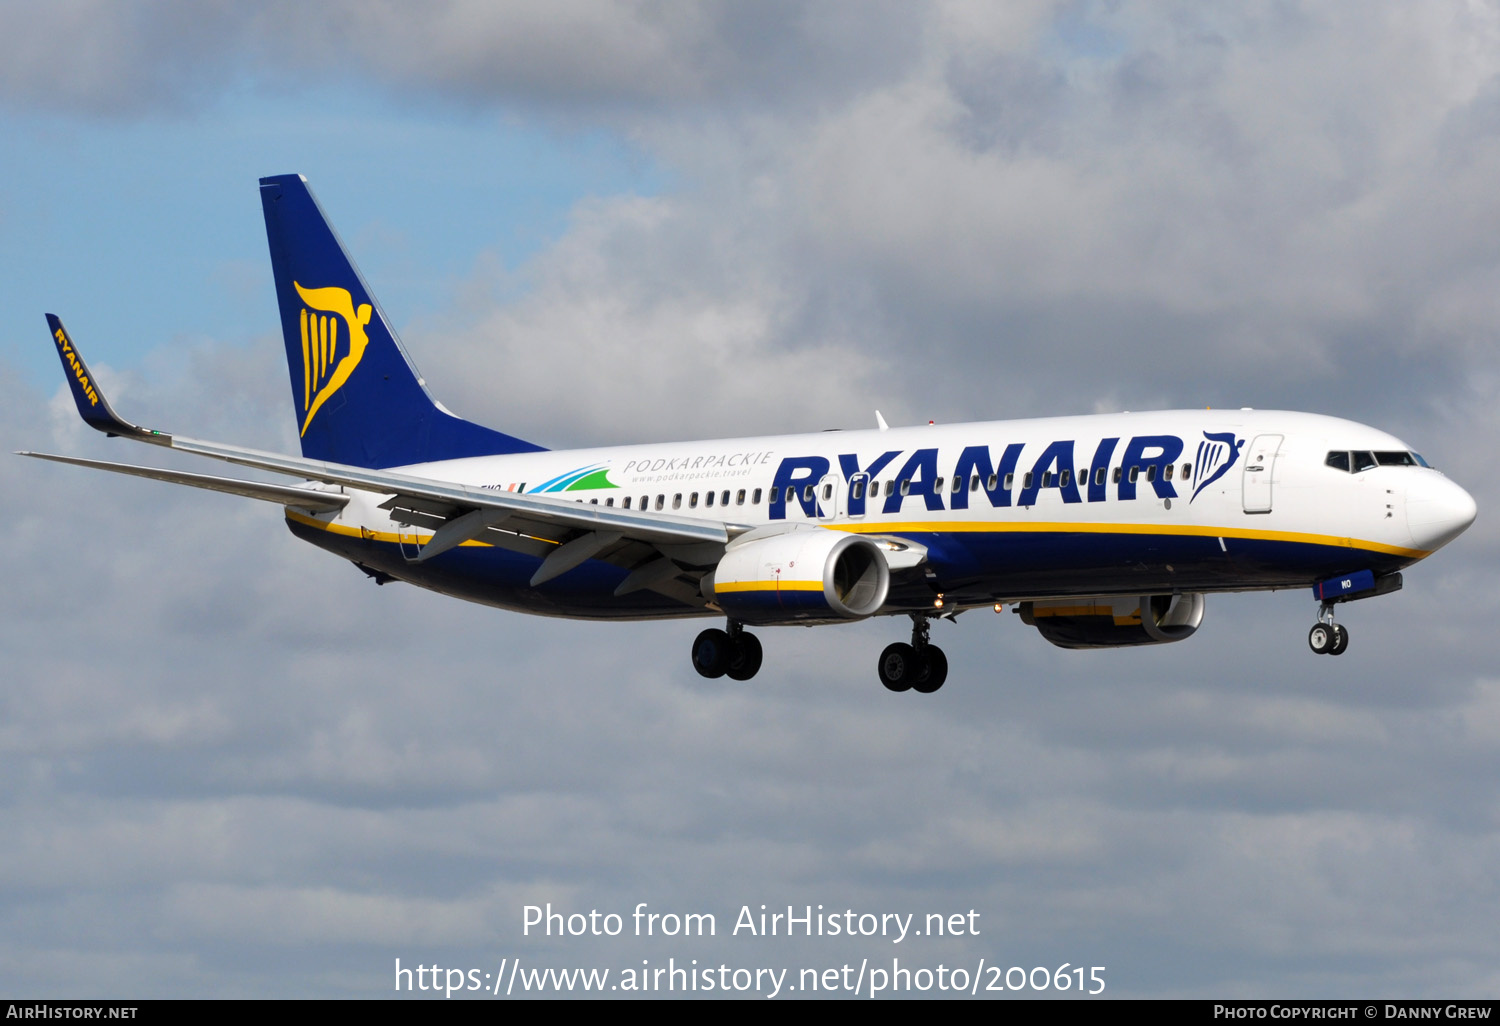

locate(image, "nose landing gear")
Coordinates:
878 614 948 693
1308 603 1350 656
692 620 764 680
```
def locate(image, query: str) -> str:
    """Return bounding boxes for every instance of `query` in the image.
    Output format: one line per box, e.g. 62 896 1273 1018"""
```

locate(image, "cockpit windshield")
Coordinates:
1326 450 1431 473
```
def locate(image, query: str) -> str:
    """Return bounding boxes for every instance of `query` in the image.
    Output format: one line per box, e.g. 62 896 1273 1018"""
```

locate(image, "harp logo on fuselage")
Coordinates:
294 282 371 437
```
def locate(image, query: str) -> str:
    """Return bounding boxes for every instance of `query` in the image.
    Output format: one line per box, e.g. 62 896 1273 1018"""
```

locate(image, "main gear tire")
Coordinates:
692 628 731 678
726 632 764 680
879 642 918 692
912 645 948 693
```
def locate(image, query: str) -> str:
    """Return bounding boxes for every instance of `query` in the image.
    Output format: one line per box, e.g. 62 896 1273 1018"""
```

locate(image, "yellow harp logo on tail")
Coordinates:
294 282 372 436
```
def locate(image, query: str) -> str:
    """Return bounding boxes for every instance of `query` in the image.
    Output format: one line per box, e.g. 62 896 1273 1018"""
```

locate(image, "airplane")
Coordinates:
22 174 1478 693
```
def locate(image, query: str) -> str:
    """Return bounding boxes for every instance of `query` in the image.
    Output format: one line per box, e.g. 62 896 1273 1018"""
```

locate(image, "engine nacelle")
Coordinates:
1019 593 1206 649
702 526 890 626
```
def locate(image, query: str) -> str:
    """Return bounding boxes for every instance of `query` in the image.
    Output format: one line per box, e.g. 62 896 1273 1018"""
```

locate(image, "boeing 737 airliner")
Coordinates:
23 175 1478 692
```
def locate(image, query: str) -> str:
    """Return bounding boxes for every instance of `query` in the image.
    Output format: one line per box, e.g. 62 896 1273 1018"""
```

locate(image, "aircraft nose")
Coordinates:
1407 473 1478 552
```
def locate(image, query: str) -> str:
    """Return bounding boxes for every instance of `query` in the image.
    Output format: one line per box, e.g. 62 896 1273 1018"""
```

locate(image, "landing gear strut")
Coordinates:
1308 602 1350 656
878 614 948 693
692 620 763 680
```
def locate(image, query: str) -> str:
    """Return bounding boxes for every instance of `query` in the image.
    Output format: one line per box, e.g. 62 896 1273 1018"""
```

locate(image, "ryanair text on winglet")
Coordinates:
54 327 99 407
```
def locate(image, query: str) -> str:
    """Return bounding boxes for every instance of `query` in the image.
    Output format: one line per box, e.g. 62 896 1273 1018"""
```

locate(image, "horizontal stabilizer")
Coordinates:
18 451 350 512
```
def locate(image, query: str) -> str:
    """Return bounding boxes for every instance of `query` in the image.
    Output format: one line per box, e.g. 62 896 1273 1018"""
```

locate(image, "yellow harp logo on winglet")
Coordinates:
295 282 372 436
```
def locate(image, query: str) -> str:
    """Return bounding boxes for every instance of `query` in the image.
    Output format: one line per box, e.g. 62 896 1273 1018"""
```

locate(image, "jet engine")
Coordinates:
702 525 890 626
1018 593 1206 649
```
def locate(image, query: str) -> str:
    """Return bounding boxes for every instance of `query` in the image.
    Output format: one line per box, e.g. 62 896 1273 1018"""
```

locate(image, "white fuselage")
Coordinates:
285 409 1474 620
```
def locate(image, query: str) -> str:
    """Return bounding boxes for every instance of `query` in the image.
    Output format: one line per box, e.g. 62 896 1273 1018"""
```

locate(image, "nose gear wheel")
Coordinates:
1308 603 1350 656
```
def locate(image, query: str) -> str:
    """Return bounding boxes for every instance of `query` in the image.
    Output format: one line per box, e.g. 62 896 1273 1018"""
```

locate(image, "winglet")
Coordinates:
45 315 168 442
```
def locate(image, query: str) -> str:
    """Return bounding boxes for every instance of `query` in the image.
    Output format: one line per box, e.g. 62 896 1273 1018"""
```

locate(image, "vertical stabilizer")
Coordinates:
259 174 545 468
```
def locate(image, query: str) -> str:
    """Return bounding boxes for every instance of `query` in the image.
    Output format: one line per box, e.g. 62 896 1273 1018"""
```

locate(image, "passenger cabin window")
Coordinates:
1113 467 1123 483
689 492 699 508
737 490 746 505
1181 463 1191 479
971 476 981 492
1095 467 1106 486
623 497 632 509
1163 464 1174 481
753 488 762 504
722 490 731 506
655 495 664 511
1002 474 1012 490
822 483 833 500
1146 465 1156 482
885 480 895 497
803 485 814 503
606 498 614 507
1023 472 1033 489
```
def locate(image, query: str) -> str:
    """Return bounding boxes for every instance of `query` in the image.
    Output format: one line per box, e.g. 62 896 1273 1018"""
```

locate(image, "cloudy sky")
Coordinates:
3 0 1499 999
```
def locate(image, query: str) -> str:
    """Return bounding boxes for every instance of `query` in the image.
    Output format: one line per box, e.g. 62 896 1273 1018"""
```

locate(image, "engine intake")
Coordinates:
703 526 890 626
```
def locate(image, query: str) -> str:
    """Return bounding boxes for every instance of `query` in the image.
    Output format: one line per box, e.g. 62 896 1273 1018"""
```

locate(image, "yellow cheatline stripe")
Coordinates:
1028 603 1114 617
832 519 1428 559
286 511 1425 563
714 580 824 594
1026 604 1142 625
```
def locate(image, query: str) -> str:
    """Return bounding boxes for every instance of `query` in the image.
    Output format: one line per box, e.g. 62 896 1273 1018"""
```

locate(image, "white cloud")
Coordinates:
3 0 1499 998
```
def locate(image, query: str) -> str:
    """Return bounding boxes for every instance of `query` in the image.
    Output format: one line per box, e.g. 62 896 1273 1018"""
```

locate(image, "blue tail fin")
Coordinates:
258 174 545 468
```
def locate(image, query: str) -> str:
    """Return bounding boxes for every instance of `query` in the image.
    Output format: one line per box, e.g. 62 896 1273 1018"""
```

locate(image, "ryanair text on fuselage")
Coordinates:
768 432 1229 520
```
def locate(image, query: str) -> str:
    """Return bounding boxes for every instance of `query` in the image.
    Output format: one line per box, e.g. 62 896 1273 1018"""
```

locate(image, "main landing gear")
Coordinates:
692 620 764 680
878 614 948 694
1308 602 1350 656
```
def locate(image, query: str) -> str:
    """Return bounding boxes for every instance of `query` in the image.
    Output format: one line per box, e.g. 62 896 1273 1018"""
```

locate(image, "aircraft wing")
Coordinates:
29 316 737 589
16 451 350 512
